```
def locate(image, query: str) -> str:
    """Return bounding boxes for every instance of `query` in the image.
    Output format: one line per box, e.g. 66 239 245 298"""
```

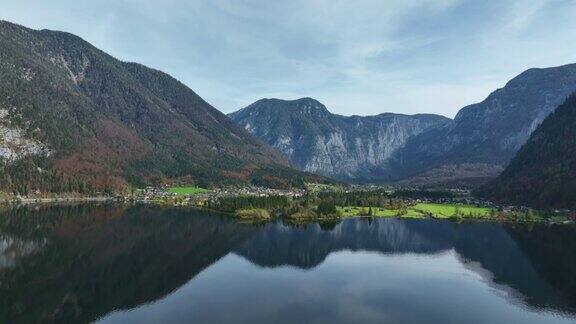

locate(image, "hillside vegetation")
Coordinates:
0 20 322 194
476 93 576 209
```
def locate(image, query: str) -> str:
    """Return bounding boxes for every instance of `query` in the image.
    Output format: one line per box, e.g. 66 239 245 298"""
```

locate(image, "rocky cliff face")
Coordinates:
230 64 576 186
392 63 576 186
229 98 450 180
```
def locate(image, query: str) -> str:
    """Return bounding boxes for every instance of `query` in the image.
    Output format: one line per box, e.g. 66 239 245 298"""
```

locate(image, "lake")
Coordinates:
0 204 575 323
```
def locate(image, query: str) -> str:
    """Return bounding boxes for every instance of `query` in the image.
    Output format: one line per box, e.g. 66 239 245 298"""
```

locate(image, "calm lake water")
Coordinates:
1 204 575 323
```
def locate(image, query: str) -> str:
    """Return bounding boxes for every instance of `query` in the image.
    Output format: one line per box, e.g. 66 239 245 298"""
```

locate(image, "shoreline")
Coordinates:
1 196 573 225
2 196 119 205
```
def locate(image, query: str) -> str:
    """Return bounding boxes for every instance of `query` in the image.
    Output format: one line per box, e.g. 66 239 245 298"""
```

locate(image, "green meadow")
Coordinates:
338 203 493 219
167 186 208 195
412 203 492 218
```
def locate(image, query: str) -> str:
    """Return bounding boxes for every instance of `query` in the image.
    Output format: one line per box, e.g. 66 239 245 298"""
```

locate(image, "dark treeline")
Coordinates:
206 195 291 213
316 190 412 210
206 189 445 216
206 194 342 218
316 190 390 207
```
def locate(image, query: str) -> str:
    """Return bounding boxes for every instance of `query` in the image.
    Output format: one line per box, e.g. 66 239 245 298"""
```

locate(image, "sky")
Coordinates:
2 0 576 117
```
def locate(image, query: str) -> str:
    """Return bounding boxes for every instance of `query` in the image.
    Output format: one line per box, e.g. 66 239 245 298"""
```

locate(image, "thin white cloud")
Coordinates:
505 0 548 32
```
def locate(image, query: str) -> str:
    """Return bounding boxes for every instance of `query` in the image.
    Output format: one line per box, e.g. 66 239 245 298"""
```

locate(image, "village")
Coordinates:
135 184 496 210
133 185 306 207
130 184 575 224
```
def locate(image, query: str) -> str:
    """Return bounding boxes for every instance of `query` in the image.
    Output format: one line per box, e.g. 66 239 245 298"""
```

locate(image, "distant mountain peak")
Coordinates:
245 97 330 117
229 98 450 180
390 62 576 187
256 97 321 105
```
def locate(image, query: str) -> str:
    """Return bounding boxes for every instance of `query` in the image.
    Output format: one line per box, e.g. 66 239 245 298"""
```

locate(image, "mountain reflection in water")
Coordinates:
0 204 574 323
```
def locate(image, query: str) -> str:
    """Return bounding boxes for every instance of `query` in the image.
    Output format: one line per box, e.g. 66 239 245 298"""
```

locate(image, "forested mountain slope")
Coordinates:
0 20 320 193
476 93 576 209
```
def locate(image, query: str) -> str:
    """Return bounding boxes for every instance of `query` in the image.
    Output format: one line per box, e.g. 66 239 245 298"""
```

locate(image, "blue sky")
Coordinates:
3 0 576 117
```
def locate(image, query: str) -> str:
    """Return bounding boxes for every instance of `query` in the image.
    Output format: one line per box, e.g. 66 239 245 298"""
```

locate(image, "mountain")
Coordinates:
475 93 576 209
230 64 576 185
229 98 450 180
0 20 321 193
392 64 576 186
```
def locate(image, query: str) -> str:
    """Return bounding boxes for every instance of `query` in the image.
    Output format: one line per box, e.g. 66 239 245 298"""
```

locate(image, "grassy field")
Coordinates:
412 203 492 218
167 186 208 195
338 203 494 219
